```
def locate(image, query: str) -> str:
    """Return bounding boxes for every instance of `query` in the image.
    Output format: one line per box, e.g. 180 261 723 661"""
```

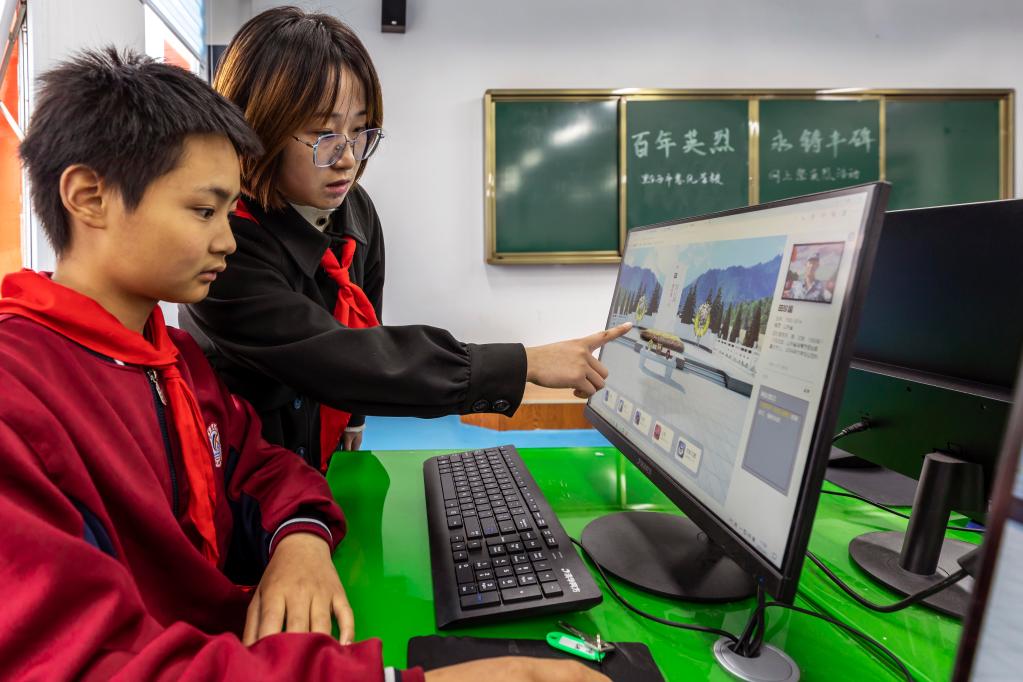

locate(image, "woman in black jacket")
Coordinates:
180 6 628 472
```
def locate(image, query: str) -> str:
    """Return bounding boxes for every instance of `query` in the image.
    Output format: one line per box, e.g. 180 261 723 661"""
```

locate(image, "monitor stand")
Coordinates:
825 447 918 507
848 452 981 618
580 511 754 601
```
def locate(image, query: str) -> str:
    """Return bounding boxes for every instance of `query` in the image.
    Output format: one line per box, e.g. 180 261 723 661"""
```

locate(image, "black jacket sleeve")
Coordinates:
183 217 526 420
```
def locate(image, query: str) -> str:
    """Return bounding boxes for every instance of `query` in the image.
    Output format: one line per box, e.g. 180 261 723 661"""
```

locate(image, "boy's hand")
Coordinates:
341 429 363 451
424 657 610 682
525 323 632 398
242 532 354 646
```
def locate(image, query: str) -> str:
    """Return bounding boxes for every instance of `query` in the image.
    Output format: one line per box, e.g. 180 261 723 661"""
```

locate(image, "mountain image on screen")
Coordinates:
611 264 664 319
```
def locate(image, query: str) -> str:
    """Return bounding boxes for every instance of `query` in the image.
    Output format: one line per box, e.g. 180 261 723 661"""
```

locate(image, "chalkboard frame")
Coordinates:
484 89 1014 265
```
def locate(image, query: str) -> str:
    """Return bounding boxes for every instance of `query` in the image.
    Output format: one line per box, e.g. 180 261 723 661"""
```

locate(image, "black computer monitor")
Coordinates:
952 358 1023 681
825 199 1023 617
585 183 889 681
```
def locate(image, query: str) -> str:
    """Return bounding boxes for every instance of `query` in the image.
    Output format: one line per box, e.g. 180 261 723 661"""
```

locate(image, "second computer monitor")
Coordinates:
586 183 889 602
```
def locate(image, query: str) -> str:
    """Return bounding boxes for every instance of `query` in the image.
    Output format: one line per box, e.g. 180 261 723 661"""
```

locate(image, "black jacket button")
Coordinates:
293 397 303 410
493 399 510 413
472 399 490 412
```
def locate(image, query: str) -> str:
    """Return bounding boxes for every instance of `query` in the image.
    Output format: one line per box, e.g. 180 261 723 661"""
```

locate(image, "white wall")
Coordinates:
25 0 145 273
232 0 1023 349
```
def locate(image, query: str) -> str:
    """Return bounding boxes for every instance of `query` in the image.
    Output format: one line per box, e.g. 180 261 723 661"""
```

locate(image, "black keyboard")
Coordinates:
424 445 602 629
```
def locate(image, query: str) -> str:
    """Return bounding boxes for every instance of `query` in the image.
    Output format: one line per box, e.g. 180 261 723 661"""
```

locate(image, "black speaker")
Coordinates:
381 0 406 33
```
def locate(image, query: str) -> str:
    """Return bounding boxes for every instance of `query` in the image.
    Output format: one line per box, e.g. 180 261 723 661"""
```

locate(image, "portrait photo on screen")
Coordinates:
782 241 845 304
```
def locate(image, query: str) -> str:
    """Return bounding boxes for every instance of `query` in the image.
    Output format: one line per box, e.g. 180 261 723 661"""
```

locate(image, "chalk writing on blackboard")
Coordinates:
632 128 738 159
640 172 725 186
766 167 862 184
770 127 874 157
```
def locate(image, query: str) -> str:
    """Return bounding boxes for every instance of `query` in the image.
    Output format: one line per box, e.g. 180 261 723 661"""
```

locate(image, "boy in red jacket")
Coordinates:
0 49 605 682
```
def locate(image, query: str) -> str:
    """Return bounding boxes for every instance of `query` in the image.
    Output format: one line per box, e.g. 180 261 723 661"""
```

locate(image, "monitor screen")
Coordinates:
589 186 881 572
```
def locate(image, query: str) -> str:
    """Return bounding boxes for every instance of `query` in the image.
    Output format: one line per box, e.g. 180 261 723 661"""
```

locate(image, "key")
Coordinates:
440 474 456 500
481 519 500 537
537 571 558 582
501 585 543 603
514 516 531 531
447 516 463 529
464 517 482 539
498 576 518 589
452 550 468 561
466 539 483 551
541 581 563 597
478 580 498 592
498 520 517 534
460 591 500 610
476 569 494 581
455 562 474 584
459 583 477 595
496 566 514 577
488 544 506 557
517 574 538 586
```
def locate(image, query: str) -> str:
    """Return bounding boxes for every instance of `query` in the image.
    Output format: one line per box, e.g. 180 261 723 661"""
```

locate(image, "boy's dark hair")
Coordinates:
20 47 263 256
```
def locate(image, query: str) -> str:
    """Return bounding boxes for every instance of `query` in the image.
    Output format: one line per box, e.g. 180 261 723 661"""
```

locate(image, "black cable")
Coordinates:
763 601 914 682
570 538 913 680
819 489 985 534
569 537 738 644
806 551 968 613
832 419 872 442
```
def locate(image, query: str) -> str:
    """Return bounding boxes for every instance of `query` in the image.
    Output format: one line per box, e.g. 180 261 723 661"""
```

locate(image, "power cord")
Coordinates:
570 537 914 680
832 419 872 442
568 537 738 644
806 550 969 613
819 489 984 534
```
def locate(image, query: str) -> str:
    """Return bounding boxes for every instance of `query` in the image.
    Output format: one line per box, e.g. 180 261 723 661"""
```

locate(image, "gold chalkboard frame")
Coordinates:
484 89 1014 265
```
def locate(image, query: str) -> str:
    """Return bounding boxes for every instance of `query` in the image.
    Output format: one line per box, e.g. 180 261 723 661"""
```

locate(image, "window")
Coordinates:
143 0 204 76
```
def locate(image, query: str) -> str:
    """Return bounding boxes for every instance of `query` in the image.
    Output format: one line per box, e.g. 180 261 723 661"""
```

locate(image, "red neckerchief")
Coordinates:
0 269 220 564
234 200 379 472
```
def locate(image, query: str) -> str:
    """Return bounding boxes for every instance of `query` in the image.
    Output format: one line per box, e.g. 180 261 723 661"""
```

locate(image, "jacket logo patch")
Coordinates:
207 423 223 468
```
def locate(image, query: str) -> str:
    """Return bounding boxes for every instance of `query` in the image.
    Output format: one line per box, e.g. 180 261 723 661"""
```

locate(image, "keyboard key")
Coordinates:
444 500 459 509
479 580 498 592
544 536 559 548
518 574 538 586
440 474 456 500
501 585 543 603
521 531 537 540
488 545 506 557
529 551 546 562
459 583 477 595
498 520 517 534
452 550 468 562
511 554 529 564
447 516 463 529
541 581 563 597
450 533 465 544
476 569 494 580
514 516 531 531
498 576 518 589
537 571 557 582
515 563 533 575
460 591 500 610
451 542 466 552
533 561 552 571
492 557 510 567
481 519 500 537
472 560 492 570
455 563 474 584
466 540 482 551
487 534 518 546
507 542 523 553
495 566 514 577
524 540 541 550
535 518 548 529
464 517 482 539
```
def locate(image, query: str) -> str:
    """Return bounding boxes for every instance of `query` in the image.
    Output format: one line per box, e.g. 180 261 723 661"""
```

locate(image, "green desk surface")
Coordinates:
326 447 975 681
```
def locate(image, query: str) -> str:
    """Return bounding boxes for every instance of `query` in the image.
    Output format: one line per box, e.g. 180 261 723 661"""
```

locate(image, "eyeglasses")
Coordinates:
291 128 386 167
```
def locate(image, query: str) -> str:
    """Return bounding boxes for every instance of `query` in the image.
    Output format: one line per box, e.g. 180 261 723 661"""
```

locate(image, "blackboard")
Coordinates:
625 98 749 229
758 98 881 203
885 99 1003 210
484 90 1012 264
489 99 619 262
